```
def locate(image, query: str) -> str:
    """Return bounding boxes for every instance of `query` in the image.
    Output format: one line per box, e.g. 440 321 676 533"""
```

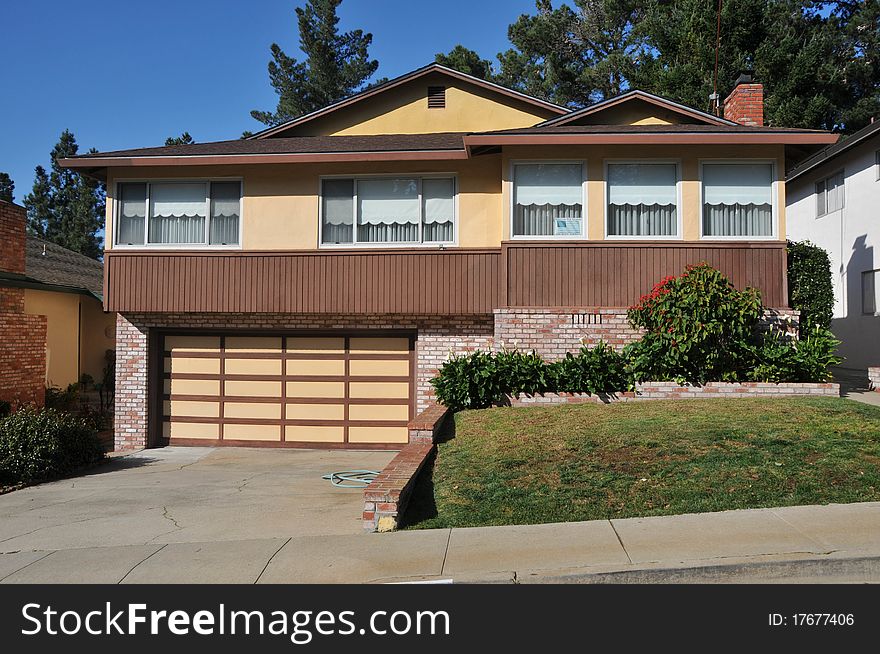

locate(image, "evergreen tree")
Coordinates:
0 172 13 203
165 132 194 146
251 0 379 126
24 130 105 260
435 45 496 80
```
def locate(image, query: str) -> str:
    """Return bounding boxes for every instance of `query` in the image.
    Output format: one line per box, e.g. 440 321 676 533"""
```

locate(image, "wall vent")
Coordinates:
427 86 446 109
571 313 602 326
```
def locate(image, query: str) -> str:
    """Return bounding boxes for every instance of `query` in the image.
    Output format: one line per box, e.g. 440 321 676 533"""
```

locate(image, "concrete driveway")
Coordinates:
0 447 403 583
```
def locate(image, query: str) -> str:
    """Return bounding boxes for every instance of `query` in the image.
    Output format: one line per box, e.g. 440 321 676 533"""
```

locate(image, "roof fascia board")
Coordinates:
464 133 839 146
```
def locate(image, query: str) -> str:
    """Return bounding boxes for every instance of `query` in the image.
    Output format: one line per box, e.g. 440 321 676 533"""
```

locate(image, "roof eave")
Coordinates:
464 133 839 146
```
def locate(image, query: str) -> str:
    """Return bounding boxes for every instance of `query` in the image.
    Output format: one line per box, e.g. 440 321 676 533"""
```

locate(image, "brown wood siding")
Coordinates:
502 241 788 308
104 249 501 314
105 241 788 313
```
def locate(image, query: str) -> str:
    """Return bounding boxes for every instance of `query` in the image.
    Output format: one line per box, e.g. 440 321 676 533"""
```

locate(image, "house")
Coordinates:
58 64 836 451
786 120 880 375
0 200 116 404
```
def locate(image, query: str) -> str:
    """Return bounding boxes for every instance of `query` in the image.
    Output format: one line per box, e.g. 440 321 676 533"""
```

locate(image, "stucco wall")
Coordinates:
787 137 880 371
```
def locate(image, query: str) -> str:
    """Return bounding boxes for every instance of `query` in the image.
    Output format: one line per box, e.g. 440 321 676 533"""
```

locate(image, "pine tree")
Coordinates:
24 130 105 260
165 132 194 146
251 0 379 126
0 172 13 203
435 46 496 80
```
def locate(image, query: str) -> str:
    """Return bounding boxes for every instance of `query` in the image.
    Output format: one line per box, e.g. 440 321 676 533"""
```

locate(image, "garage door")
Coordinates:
161 334 413 446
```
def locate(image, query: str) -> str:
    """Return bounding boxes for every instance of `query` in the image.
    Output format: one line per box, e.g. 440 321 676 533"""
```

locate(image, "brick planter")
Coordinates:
507 382 840 406
869 367 880 392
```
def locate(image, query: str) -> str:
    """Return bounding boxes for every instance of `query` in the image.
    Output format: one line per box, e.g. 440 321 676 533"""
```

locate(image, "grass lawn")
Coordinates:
404 398 880 529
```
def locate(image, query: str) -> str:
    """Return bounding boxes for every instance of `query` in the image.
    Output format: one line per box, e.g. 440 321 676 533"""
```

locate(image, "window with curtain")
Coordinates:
864 270 879 315
513 163 583 237
702 163 773 237
320 177 455 245
116 181 240 246
816 171 844 217
607 163 677 237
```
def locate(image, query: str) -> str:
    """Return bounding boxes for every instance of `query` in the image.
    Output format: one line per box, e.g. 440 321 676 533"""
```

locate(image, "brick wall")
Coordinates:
723 82 764 127
115 311 494 449
0 288 47 409
0 202 47 409
0 200 26 274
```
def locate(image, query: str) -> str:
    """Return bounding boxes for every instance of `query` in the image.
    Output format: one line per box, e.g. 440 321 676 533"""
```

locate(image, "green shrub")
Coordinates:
746 326 842 383
625 263 763 384
548 342 632 394
0 401 10 419
0 408 105 485
787 240 834 335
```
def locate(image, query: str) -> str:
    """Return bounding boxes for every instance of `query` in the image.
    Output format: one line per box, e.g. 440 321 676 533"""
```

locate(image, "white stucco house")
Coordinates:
786 120 880 374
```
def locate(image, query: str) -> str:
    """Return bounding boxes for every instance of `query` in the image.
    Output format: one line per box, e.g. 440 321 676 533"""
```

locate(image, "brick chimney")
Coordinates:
723 71 764 127
0 200 26 275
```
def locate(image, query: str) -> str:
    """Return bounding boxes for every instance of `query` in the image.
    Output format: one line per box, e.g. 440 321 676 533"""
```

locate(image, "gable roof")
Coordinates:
249 63 568 139
538 89 736 127
787 120 880 181
23 236 103 298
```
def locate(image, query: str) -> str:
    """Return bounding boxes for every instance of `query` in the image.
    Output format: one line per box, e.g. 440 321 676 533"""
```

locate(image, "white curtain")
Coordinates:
607 164 677 236
118 182 146 245
322 179 354 244
209 181 240 245
703 163 773 236
149 182 207 244
422 178 454 242
514 164 583 236
357 178 419 243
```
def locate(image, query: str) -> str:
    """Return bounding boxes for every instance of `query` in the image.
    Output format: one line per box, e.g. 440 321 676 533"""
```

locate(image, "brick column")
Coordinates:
114 313 150 450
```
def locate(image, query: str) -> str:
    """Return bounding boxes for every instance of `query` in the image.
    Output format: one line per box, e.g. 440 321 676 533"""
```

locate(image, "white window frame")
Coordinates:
603 159 683 241
875 150 879 181
863 269 879 316
815 170 845 218
509 160 587 240
318 173 458 249
113 178 243 249
698 159 779 241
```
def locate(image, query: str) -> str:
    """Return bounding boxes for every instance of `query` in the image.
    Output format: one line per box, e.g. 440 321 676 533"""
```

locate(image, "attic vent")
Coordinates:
427 86 446 109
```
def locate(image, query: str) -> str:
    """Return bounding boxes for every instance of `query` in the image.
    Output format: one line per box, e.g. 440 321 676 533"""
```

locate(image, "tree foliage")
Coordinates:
435 45 495 80
24 130 105 260
787 240 835 335
0 172 13 203
251 0 379 126
164 132 194 146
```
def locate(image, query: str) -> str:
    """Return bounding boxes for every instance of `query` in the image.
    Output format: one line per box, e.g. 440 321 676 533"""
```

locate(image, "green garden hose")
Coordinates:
321 470 380 488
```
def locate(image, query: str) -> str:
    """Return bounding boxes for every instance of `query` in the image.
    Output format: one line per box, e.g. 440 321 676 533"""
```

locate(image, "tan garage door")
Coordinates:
161 334 413 446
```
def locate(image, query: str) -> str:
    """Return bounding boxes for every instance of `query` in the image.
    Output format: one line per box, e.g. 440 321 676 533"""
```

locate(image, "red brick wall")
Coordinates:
0 288 47 408
0 201 26 275
723 83 764 127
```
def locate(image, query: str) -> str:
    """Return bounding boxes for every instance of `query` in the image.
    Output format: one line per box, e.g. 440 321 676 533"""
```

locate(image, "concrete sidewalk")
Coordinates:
2 501 878 583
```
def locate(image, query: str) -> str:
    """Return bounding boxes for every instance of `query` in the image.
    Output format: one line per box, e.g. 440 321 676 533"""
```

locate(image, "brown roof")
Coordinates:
478 124 831 135
69 132 468 159
25 236 104 297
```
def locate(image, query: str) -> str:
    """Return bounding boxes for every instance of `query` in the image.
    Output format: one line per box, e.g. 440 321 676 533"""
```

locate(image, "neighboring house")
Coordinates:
58 64 835 451
0 200 115 396
786 120 880 373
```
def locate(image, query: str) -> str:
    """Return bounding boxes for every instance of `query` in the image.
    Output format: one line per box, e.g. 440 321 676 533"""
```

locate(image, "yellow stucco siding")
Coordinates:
104 144 785 253
23 289 115 388
563 99 704 126
278 73 560 136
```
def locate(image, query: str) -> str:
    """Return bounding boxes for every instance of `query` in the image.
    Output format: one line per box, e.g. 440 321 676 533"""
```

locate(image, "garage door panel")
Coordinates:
285 425 345 443
162 333 412 447
225 358 283 376
349 426 409 444
224 423 282 441
286 403 346 420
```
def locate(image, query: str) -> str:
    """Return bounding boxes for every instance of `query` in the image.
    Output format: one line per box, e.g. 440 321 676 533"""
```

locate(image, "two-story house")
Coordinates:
60 64 836 451
787 120 880 375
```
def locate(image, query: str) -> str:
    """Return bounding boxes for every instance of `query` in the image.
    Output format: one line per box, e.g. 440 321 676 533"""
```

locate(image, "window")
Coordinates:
116 180 240 246
816 171 844 216
513 163 583 237
864 270 879 315
320 177 455 245
875 151 879 181
702 163 773 237
607 163 678 237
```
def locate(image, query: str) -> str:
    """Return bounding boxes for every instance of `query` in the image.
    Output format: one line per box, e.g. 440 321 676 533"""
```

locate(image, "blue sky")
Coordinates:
0 0 539 202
